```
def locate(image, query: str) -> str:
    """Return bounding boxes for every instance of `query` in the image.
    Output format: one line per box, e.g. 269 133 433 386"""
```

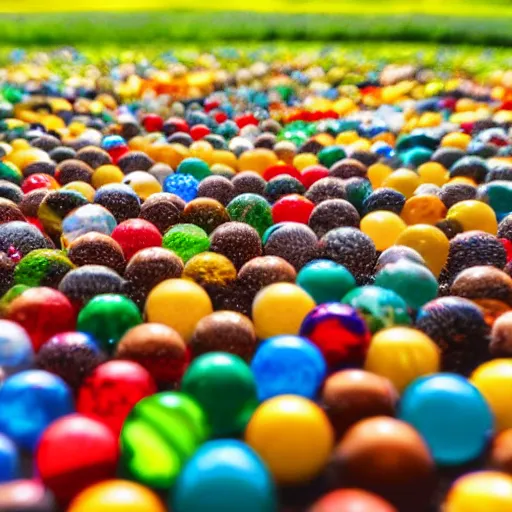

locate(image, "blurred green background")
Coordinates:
1 1 512 45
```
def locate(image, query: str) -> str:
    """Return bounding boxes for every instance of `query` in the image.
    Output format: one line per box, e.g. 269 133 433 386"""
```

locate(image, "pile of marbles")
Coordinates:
1 48 512 512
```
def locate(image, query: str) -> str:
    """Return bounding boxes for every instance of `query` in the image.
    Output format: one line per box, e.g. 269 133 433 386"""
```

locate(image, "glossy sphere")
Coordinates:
297 259 356 304
381 169 421 199
374 260 438 309
321 369 398 439
183 252 237 287
416 297 490 375
182 353 257 437
342 286 411 333
190 311 257 362
0 433 18 482
36 414 118 504
309 489 397 512
181 199 229 236
300 303 370 368
252 283 316 339
146 279 213 341
163 174 199 202
318 227 376 284
162 224 210 263
77 360 156 436
210 222 262 271
172 440 276 512
364 327 440 393
122 171 161 201
92 165 125 188
61 204 117 246
251 335 326 401
116 323 188 385
227 193 273 237
14 249 74 288
444 471 512 512
38 189 89 238
445 230 507 282
447 200 498 234
400 374 494 465
111 219 162 261
491 311 512 356
451 266 512 306
67 232 126 274
471 360 512 432
120 392 209 489
490 429 512 473
58 265 125 307
331 417 434 507
68 480 166 512
177 157 212 181
0 221 51 257
245 395 334 484
272 194 315 224
7 287 76 352
0 320 34 375
395 224 449 277
77 294 142 354
360 211 406 251
0 370 73 451
401 195 447 226
263 222 318 270
36 331 104 390
0 479 56 512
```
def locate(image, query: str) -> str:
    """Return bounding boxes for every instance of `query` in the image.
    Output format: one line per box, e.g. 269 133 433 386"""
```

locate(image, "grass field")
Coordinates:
3 0 512 15
1 10 512 46
1 1 511 46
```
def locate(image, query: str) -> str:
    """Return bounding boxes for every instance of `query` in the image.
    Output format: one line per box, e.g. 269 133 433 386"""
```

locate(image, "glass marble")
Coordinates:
300 303 370 369
0 433 19 482
176 157 212 181
251 335 326 401
145 279 213 342
0 319 34 375
172 440 277 512
61 204 117 246
120 392 209 489
226 193 273 237
395 224 449 277
38 189 89 239
360 211 407 251
163 173 199 202
77 294 142 354
36 331 105 390
14 249 74 288
374 260 438 310
181 353 257 437
444 471 512 512
471 359 512 432
446 200 498 235
36 414 119 504
296 259 356 304
0 370 74 451
183 252 237 287
364 327 440 393
77 360 156 436
252 283 316 340
162 224 210 263
245 395 334 484
7 287 77 352
68 480 166 512
399 373 494 465
342 285 411 333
